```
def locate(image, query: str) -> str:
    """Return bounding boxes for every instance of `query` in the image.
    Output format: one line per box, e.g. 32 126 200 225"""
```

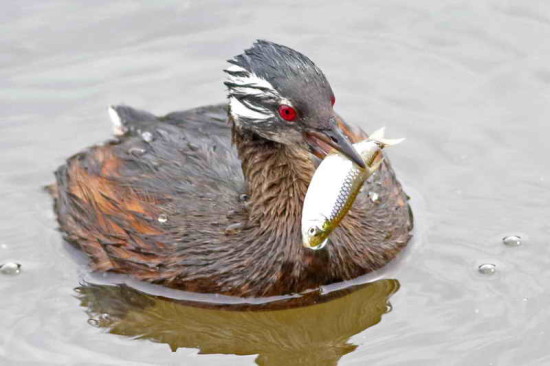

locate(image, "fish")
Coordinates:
301 128 404 250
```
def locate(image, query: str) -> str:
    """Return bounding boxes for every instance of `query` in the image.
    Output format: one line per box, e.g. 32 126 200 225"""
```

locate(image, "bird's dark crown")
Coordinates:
225 40 329 94
224 40 335 145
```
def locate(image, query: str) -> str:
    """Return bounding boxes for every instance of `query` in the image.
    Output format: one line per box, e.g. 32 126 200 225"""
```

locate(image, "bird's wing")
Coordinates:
53 104 244 283
108 105 160 136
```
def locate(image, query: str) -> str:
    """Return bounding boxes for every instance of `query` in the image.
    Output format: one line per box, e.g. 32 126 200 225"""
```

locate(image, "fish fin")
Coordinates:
379 137 406 146
369 127 386 141
369 127 405 147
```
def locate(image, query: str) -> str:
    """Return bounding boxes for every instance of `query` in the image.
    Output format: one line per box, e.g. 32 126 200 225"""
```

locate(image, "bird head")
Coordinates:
224 40 365 168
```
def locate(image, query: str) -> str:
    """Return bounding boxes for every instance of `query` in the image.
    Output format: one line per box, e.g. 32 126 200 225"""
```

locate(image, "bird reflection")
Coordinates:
75 279 399 366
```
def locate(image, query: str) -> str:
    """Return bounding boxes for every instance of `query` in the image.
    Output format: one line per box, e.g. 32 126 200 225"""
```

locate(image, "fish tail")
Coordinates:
369 127 405 147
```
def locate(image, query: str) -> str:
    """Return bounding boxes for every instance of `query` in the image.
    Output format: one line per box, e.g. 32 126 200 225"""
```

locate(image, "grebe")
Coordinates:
51 40 413 297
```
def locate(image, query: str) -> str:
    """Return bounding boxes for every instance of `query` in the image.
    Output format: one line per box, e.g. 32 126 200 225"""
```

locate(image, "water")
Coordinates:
368 191 380 203
1 0 549 365
0 262 22 276
157 214 168 224
141 131 154 143
478 263 497 275
502 235 522 247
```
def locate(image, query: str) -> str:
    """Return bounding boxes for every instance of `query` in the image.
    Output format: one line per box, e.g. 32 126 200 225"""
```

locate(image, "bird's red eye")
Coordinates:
330 96 336 106
278 105 297 121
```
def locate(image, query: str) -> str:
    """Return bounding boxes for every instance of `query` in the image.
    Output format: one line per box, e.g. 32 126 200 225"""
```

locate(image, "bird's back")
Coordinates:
52 104 248 286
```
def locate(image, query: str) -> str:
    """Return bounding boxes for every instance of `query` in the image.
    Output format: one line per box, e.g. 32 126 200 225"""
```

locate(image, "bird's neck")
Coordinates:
232 126 315 229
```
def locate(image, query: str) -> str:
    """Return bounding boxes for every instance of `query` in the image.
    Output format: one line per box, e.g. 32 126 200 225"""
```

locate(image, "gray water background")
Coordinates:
1 0 549 365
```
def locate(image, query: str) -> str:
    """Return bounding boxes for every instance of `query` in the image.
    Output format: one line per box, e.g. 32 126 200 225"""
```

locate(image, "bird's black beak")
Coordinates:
304 124 366 168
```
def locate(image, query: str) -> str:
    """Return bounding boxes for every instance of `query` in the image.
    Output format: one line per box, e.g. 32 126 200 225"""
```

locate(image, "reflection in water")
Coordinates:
76 279 399 366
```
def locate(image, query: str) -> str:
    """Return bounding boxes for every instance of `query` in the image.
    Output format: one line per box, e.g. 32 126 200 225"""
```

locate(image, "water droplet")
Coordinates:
239 193 249 202
87 318 99 327
503 235 522 247
141 131 154 142
128 147 146 157
224 222 244 235
0 262 21 275
522 297 529 302
368 191 380 203
157 214 168 224
99 313 111 322
478 263 496 275
385 303 393 313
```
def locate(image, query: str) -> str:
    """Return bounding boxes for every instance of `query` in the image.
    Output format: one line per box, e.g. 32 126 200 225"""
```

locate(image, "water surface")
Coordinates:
1 1 549 365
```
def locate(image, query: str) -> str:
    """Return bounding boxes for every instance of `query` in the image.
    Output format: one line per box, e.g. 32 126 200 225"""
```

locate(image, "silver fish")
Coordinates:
301 128 404 250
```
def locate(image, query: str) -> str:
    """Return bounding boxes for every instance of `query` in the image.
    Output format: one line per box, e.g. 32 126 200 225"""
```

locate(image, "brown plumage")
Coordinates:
51 41 413 297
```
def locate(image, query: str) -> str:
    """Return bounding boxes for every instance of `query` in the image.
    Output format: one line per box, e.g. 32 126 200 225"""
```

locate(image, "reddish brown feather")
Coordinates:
51 105 413 297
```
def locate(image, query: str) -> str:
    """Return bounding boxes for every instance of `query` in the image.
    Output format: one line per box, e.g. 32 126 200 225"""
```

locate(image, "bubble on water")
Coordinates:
502 235 522 247
157 214 168 224
224 222 244 235
239 193 249 202
87 318 99 327
385 303 393 313
522 298 529 302
478 263 496 275
0 262 21 275
141 131 154 142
